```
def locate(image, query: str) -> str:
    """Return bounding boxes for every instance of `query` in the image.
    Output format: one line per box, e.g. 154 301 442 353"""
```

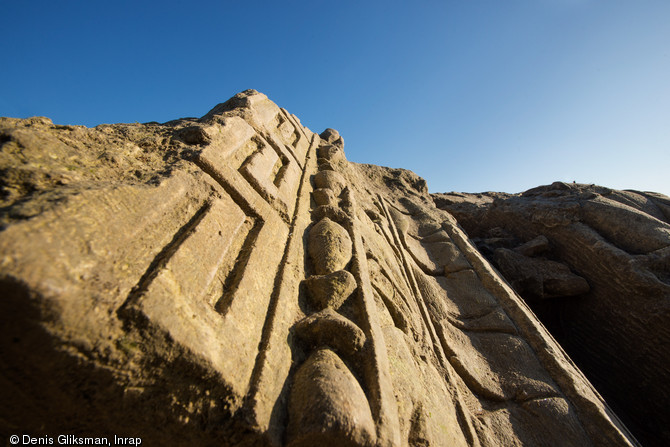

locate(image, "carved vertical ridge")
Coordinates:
347 214 402 447
377 196 482 447
241 133 320 445
287 140 383 447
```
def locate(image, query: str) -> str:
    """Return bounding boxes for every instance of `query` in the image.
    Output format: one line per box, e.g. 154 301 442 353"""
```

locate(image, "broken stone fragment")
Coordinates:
494 248 590 299
514 235 550 257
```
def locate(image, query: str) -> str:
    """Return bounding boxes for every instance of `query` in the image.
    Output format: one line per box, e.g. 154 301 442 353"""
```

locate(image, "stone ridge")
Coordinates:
433 183 670 447
0 91 640 446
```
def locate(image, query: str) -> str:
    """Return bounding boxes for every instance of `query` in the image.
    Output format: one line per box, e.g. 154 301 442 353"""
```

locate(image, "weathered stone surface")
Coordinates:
319 128 343 147
515 235 550 257
0 93 644 447
308 217 353 275
293 308 366 356
494 247 591 299
305 270 357 310
313 205 350 225
313 169 347 196
287 348 376 447
434 181 670 447
313 187 337 206
316 144 345 165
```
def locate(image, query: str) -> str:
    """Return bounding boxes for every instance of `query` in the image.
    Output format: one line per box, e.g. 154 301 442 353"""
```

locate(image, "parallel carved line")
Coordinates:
377 195 482 447
118 200 211 314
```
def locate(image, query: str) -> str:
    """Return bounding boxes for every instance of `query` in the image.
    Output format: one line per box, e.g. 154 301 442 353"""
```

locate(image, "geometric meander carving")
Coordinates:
0 90 643 447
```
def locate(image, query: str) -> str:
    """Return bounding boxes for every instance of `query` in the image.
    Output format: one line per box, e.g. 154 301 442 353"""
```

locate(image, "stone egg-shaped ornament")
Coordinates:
308 218 353 275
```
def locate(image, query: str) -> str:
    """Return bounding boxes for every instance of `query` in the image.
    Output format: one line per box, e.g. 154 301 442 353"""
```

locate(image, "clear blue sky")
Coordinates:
2 1 669 195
